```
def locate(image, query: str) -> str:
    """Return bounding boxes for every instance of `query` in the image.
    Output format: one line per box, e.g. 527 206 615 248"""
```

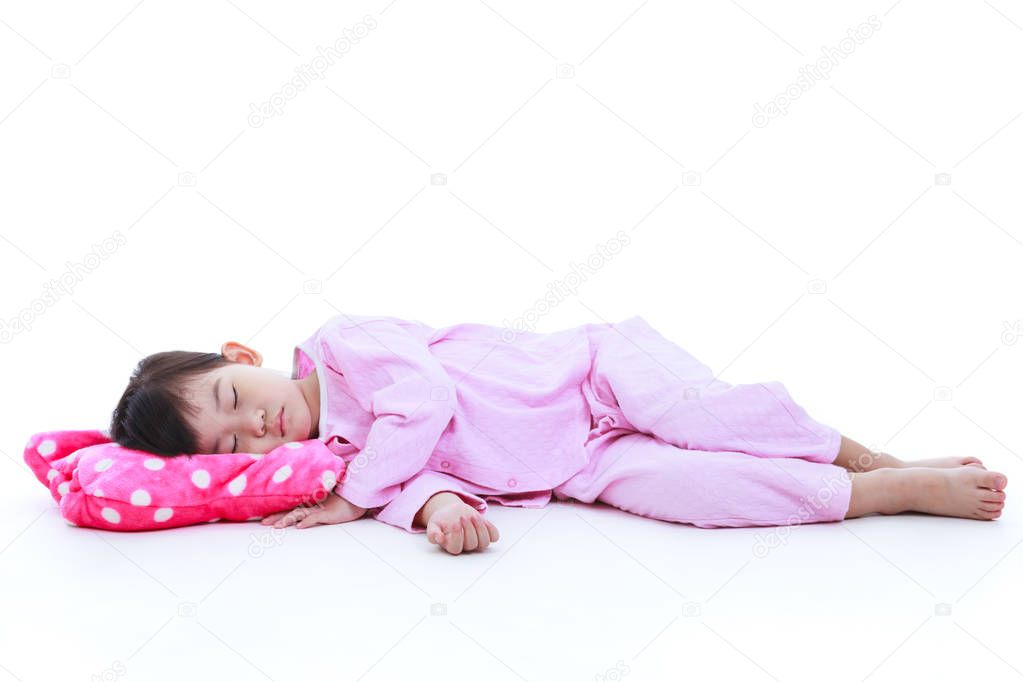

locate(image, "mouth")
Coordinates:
278 406 285 438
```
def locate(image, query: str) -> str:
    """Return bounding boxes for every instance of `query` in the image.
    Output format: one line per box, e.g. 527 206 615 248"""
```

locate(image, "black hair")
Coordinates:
109 351 232 456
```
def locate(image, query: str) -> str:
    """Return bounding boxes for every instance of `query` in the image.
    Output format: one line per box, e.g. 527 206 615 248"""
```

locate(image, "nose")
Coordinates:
226 410 266 454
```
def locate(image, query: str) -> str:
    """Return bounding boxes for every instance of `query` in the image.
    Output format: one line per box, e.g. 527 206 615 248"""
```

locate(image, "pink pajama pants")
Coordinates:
553 317 852 528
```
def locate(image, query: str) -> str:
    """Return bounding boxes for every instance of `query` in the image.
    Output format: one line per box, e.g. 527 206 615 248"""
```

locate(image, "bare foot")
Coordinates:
885 467 1007 520
895 455 986 470
833 437 985 473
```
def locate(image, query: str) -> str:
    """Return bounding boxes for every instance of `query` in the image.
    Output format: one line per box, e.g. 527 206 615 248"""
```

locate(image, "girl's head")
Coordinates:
109 341 320 457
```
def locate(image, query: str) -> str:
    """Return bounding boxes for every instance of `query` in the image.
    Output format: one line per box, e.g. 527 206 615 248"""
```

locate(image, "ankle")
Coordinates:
848 468 903 518
878 468 912 514
843 445 903 472
878 451 906 470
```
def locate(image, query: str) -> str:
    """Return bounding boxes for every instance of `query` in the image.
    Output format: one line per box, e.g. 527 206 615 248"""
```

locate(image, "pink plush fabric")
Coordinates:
24 429 347 531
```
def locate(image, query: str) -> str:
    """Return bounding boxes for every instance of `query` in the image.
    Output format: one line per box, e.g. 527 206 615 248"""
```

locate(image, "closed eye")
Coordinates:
232 385 238 453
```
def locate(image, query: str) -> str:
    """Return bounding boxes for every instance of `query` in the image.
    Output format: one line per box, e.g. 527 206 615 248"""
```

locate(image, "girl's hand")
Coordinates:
261 492 367 529
426 500 500 554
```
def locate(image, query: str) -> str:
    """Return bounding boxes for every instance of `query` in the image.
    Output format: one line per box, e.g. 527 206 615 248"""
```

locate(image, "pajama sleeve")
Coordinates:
370 469 489 534
322 316 458 510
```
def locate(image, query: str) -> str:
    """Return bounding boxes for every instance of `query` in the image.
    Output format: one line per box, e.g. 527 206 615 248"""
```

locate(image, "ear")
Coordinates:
221 341 263 367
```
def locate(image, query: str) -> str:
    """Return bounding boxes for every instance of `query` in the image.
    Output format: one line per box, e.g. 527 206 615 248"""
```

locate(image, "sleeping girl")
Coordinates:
108 313 1008 555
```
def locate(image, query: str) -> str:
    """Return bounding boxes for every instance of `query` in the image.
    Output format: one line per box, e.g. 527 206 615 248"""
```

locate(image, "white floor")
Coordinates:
3 474 1021 682
2 1 1021 679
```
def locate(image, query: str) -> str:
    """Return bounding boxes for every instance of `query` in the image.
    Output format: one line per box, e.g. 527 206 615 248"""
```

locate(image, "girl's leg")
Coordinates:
585 318 987 474
832 434 985 472
555 432 853 528
846 466 1007 520
586 317 842 464
554 432 1009 526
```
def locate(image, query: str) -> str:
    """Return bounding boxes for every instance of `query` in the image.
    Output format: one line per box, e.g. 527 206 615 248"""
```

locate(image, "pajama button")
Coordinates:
507 478 517 487
441 460 450 468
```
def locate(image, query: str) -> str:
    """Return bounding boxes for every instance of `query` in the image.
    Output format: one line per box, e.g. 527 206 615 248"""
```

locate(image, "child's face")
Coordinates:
182 341 319 455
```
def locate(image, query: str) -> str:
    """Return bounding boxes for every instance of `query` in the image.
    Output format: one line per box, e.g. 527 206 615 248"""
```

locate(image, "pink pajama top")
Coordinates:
291 313 606 534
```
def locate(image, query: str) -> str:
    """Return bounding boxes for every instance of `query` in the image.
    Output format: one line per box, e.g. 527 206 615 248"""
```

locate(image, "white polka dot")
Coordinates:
321 470 337 490
191 469 211 489
94 458 113 472
207 518 220 523
101 508 120 524
109 442 122 448
249 453 264 460
154 508 173 522
57 482 70 496
143 458 165 470
271 465 293 483
37 439 56 456
93 489 104 497
47 469 58 481
284 441 302 449
130 489 151 506
228 474 247 496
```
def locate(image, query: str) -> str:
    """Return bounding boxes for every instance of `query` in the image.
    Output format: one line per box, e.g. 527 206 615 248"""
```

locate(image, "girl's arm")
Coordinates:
317 316 458 510
373 470 490 533
416 492 500 555
413 491 462 528
262 491 367 529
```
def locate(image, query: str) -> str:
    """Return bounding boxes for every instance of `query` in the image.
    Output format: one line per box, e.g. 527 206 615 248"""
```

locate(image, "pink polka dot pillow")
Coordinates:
23 429 347 531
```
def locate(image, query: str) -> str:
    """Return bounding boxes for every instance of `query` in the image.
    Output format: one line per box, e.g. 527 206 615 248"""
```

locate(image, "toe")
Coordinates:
978 471 1008 490
981 490 1006 503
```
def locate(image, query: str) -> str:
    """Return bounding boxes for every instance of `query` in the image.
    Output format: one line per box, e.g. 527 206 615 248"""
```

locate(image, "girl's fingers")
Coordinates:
265 505 310 526
461 516 479 551
445 523 464 554
296 512 322 528
428 521 447 545
483 519 499 542
470 516 489 550
274 507 308 528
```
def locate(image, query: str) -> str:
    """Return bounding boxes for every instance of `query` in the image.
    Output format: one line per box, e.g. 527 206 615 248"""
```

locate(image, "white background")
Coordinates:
2 1 1022 681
